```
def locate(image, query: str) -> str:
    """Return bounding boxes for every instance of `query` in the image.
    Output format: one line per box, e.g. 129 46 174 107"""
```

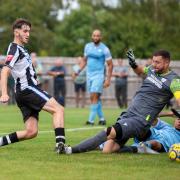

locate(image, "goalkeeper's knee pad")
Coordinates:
106 123 123 140
113 123 123 140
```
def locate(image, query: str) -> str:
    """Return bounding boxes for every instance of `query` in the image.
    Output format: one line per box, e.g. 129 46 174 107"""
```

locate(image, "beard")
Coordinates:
92 38 100 44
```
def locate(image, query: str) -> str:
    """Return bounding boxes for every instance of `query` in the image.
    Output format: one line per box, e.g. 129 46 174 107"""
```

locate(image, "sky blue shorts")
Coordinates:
87 75 104 93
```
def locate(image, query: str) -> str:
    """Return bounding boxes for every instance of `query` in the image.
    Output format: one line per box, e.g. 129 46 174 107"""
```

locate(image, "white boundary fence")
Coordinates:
0 56 180 107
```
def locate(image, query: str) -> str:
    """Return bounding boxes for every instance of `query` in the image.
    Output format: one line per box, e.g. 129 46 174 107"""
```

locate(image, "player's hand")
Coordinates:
72 73 77 80
103 79 110 88
0 94 9 103
126 49 137 69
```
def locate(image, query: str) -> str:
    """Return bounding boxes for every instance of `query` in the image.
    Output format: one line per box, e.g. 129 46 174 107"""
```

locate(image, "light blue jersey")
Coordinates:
84 42 112 93
133 119 180 152
149 124 180 152
84 42 112 77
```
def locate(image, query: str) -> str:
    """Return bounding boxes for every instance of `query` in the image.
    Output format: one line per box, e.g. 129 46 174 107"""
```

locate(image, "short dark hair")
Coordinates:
153 50 170 61
12 18 31 31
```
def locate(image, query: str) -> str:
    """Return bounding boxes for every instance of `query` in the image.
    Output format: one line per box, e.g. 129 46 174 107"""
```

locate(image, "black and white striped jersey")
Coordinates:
5 42 38 91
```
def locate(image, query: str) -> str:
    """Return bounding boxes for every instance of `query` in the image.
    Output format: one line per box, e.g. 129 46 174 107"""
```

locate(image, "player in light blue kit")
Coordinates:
76 29 113 125
98 116 180 154
135 117 180 152
135 109 180 153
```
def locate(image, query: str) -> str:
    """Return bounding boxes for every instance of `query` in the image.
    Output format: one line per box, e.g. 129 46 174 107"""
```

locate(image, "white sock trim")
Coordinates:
6 135 11 144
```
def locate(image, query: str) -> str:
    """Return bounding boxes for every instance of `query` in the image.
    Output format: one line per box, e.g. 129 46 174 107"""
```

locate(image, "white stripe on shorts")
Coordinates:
27 86 49 101
6 135 11 144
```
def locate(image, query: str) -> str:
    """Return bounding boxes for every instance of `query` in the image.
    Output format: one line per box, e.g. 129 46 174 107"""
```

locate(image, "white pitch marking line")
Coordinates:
0 126 104 135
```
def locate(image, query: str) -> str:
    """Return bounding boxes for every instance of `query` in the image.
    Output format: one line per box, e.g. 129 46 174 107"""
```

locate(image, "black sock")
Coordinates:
118 146 138 153
55 128 65 144
0 132 19 147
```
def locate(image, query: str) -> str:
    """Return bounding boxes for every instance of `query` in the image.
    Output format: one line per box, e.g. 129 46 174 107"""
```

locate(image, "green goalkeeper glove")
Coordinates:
126 49 138 69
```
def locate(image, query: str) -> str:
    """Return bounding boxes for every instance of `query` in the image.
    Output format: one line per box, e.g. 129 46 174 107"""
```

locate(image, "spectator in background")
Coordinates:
72 57 86 108
112 59 128 108
31 52 43 88
48 59 66 106
0 60 4 93
7 75 15 104
145 57 153 67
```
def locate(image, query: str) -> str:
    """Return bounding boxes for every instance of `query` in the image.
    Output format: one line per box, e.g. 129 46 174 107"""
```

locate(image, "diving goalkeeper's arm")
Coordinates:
126 49 145 76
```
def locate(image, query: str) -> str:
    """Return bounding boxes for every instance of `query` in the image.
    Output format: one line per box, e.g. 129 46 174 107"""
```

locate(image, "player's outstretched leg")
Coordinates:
65 130 107 154
0 132 19 147
97 100 106 125
86 103 98 125
42 98 66 154
0 117 38 147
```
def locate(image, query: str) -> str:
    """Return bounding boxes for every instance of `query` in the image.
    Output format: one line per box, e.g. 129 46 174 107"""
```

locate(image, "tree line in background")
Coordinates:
0 0 179 59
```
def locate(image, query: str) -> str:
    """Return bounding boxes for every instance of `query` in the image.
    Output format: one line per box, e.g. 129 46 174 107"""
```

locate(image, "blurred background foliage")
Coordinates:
0 0 179 59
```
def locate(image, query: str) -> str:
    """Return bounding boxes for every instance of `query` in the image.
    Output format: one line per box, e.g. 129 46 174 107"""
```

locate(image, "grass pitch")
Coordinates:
0 106 179 180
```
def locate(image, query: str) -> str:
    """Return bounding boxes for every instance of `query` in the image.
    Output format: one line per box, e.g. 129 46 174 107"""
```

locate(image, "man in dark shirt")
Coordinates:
48 59 66 106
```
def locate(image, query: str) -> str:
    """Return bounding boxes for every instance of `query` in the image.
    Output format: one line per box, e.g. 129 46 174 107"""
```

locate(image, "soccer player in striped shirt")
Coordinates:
0 18 66 154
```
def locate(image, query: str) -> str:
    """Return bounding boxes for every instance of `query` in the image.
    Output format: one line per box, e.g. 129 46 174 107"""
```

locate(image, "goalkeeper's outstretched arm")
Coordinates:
126 49 145 76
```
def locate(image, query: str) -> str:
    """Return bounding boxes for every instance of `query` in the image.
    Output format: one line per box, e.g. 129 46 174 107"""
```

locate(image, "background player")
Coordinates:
75 29 113 125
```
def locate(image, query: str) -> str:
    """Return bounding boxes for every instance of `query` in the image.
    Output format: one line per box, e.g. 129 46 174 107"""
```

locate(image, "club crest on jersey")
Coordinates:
161 78 167 83
98 49 102 52
6 55 14 62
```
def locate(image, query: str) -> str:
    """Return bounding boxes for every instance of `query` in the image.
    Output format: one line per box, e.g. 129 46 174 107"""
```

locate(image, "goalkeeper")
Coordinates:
65 49 180 154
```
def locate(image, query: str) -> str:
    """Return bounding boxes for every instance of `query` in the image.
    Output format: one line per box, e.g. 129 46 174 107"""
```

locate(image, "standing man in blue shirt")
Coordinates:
72 57 86 108
76 29 113 125
112 59 128 108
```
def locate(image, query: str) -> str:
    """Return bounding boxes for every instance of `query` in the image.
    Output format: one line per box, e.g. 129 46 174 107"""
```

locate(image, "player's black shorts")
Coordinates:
114 112 151 146
74 82 86 92
15 85 52 122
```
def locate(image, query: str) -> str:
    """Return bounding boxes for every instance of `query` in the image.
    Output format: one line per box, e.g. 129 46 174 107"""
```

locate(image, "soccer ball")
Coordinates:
168 143 180 162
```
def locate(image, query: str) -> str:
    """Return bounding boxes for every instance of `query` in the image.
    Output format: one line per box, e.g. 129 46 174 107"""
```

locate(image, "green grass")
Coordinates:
0 106 179 180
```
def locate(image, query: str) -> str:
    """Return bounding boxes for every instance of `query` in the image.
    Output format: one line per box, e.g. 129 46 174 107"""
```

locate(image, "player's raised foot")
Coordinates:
55 142 65 154
85 121 94 126
98 120 106 125
137 142 159 154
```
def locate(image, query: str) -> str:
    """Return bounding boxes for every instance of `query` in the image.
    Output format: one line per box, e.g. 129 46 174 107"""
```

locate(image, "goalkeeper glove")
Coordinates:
171 108 180 119
126 49 138 69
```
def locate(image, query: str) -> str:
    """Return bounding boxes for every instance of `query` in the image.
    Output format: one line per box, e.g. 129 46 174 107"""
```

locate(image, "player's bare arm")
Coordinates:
0 66 11 103
79 57 87 71
104 59 113 88
126 49 145 76
48 71 61 77
74 57 87 76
